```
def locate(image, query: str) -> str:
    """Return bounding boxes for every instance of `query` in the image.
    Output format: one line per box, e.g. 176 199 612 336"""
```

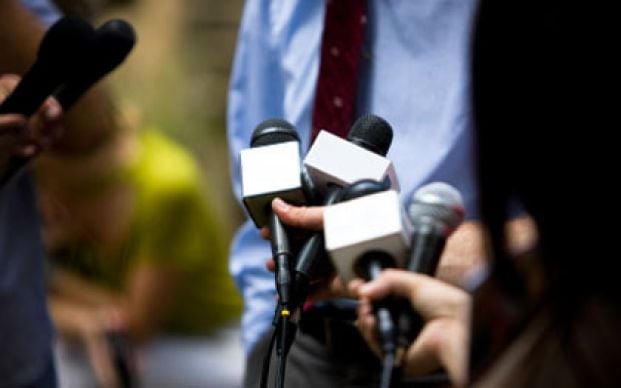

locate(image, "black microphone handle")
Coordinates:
0 61 64 116
292 184 343 306
367 259 397 355
397 225 447 352
269 212 297 388
54 19 136 110
365 256 398 388
270 212 293 307
407 224 446 273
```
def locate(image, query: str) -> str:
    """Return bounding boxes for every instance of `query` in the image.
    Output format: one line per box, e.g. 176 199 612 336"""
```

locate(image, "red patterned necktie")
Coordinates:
310 0 367 143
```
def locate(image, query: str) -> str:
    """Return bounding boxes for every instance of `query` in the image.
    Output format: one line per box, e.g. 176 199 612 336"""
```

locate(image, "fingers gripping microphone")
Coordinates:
293 114 395 309
53 19 136 110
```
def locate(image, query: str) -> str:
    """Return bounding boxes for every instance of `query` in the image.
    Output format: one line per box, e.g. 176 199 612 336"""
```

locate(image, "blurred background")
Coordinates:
56 0 245 235
43 0 248 387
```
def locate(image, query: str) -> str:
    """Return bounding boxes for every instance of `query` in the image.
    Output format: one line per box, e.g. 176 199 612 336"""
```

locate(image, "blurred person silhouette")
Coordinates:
38 125 243 387
227 1 538 386
347 2 621 387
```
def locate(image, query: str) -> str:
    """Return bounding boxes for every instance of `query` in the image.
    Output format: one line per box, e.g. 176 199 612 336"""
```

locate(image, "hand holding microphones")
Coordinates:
262 180 469 387
0 16 136 185
351 269 471 388
349 185 469 385
240 113 472 387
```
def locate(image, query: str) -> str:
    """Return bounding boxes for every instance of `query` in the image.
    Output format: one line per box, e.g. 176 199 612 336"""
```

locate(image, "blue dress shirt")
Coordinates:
227 0 478 354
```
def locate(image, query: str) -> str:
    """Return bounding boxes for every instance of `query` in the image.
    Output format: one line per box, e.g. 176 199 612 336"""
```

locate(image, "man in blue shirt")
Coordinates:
227 0 535 386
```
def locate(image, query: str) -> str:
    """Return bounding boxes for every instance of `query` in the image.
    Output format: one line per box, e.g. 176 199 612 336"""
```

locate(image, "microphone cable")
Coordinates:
259 305 298 388
363 255 398 388
260 324 278 388
269 213 297 388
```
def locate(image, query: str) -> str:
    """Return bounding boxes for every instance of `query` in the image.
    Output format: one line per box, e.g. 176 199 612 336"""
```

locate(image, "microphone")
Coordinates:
396 182 465 362
0 17 94 186
323 179 409 388
240 119 305 228
303 114 398 195
0 16 94 116
53 19 136 110
407 182 465 273
323 184 411 285
239 118 307 322
240 119 307 388
293 114 395 308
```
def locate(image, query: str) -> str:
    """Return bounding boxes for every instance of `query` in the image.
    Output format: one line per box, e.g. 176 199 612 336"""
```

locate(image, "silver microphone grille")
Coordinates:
408 182 465 235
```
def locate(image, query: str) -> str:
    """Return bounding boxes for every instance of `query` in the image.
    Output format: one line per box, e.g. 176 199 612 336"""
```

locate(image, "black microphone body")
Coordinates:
0 17 95 186
357 251 401 388
0 17 94 116
0 18 135 187
407 223 446 273
270 213 293 307
291 184 341 307
54 19 136 110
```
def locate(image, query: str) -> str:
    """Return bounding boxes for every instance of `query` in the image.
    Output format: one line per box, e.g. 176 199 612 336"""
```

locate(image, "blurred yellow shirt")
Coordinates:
51 129 241 334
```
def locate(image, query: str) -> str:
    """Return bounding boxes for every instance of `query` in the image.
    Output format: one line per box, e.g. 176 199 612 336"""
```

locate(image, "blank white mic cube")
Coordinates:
324 190 412 284
303 131 400 195
240 141 305 227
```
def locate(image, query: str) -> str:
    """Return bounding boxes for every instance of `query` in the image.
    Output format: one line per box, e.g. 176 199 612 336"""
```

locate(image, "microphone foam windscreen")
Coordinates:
95 19 136 71
37 16 95 70
347 114 393 156
251 118 299 147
